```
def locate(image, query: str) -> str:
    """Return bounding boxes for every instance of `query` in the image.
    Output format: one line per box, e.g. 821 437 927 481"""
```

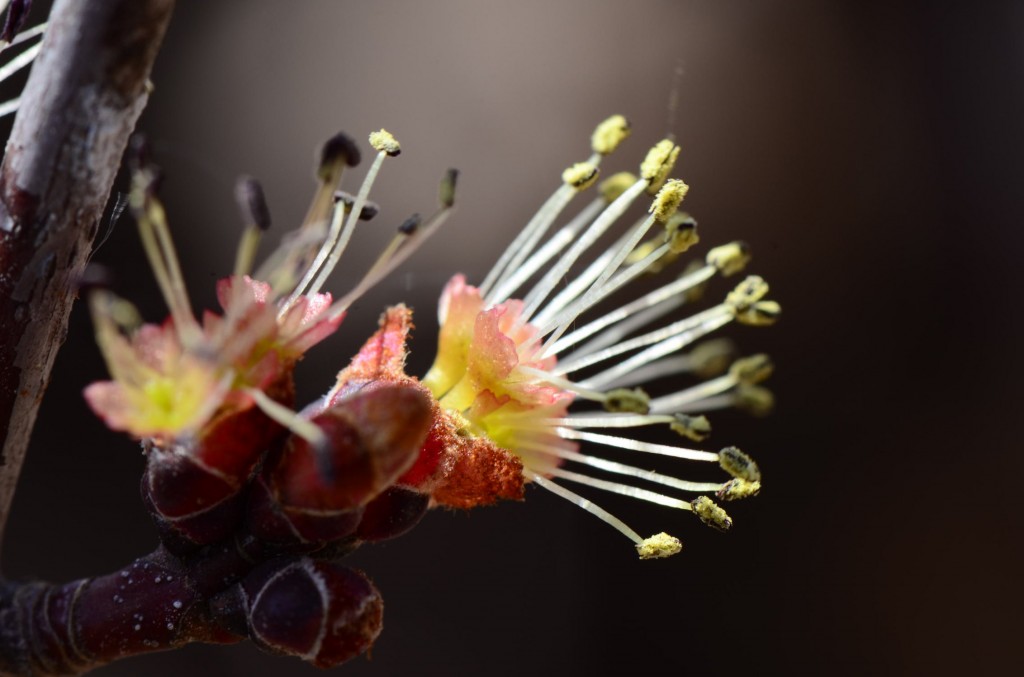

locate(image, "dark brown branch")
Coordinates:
0 0 175 556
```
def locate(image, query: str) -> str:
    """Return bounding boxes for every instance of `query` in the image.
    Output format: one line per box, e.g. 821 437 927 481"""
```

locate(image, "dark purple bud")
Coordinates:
235 175 272 231
356 486 429 543
272 385 433 512
0 1 31 45
247 474 363 547
226 558 383 668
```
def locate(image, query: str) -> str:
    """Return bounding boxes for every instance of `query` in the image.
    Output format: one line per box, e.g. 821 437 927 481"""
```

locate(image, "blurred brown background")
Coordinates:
2 1 1021 675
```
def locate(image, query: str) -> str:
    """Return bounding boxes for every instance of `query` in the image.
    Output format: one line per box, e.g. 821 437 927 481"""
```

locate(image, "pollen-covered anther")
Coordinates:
690 496 733 531
591 114 632 155
640 139 681 194
725 275 769 312
333 191 380 221
369 129 401 156
664 212 699 253
636 532 683 559
603 387 651 414
717 478 762 502
736 299 781 326
562 161 600 191
735 384 775 416
600 171 639 203
670 413 711 442
649 178 690 223
689 338 735 377
706 241 751 276
718 446 762 482
729 353 774 385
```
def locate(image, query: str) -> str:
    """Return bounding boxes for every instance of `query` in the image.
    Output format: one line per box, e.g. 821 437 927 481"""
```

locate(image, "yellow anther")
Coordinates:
688 339 735 378
691 496 733 531
735 384 775 416
636 532 682 559
649 178 690 223
717 478 762 502
706 241 751 276
640 139 680 194
599 171 638 203
591 114 632 155
718 446 761 482
664 212 699 253
562 161 600 191
729 354 773 384
670 413 711 442
736 299 781 326
726 275 769 312
603 387 651 414
368 129 401 156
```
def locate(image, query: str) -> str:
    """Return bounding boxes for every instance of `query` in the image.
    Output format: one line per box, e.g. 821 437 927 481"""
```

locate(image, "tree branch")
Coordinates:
0 0 175 559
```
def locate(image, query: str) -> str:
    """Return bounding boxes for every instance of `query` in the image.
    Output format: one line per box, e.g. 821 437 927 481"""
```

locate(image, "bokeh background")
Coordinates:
2 1 1021 675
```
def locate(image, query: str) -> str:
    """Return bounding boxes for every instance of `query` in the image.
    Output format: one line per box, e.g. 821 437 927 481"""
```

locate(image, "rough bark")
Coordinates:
0 0 175 557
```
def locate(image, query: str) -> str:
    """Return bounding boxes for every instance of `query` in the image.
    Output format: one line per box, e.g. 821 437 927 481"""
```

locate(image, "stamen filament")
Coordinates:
525 470 644 545
481 151 601 300
329 206 453 319
2 21 45 50
555 304 731 377
517 367 606 403
245 387 327 449
134 197 201 345
578 309 734 390
233 228 262 279
529 218 644 328
647 375 738 415
547 467 696 510
539 241 672 355
304 150 388 298
0 97 18 118
523 443 723 494
0 40 39 82
487 198 604 304
545 413 678 428
556 428 720 463
550 264 716 357
519 178 647 322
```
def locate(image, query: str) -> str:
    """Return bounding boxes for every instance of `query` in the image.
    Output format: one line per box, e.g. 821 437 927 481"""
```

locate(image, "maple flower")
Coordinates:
419 116 778 559
85 130 456 446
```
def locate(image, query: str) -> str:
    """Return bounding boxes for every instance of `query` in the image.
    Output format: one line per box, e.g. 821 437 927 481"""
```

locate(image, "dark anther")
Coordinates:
440 168 460 207
235 176 272 231
398 213 421 236
319 132 361 175
332 191 380 221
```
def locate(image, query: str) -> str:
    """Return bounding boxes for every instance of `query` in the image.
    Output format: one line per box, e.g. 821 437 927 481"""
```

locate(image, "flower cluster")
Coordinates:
78 116 779 669
413 115 778 558
85 131 450 448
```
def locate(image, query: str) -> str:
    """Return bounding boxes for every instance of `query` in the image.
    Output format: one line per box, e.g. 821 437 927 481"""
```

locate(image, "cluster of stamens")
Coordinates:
85 130 456 450
422 114 779 558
